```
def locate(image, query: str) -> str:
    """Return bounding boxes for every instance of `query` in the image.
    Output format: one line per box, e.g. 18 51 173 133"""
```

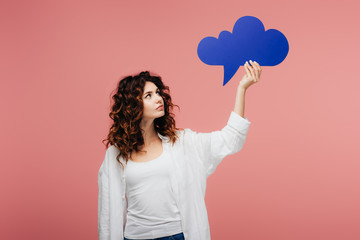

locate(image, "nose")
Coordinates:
155 94 163 103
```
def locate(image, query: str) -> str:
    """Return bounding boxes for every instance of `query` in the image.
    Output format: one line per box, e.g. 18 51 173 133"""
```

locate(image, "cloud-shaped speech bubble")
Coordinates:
197 16 289 86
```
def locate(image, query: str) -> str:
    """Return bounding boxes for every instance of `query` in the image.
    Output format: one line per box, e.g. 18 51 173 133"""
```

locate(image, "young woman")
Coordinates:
98 60 262 240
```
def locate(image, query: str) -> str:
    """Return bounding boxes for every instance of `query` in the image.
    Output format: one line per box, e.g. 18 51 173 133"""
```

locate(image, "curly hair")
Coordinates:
102 71 182 170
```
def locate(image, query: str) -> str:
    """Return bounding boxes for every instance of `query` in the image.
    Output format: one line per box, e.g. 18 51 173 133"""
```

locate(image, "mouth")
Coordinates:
156 105 164 110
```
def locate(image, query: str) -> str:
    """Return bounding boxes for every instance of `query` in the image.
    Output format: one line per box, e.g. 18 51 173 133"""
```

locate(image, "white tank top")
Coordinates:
124 140 182 239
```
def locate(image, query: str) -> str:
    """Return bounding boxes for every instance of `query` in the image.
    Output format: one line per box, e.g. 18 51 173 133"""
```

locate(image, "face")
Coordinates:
141 81 165 121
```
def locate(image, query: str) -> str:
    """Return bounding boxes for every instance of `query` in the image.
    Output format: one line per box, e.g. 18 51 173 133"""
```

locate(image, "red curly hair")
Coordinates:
102 71 182 169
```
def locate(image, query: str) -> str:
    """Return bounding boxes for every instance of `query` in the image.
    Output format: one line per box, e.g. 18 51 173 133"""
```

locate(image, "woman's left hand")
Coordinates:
238 60 262 90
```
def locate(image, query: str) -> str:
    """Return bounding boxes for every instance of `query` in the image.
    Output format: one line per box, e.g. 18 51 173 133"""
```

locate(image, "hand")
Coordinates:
238 60 262 91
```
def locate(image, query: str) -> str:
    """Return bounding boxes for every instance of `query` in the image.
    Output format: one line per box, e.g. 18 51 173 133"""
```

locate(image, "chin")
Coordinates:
157 111 165 117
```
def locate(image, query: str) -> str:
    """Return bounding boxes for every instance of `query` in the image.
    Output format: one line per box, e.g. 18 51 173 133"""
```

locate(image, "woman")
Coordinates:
98 60 262 240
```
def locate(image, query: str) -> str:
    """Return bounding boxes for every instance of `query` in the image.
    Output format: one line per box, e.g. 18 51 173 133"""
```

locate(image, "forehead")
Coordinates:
144 81 158 91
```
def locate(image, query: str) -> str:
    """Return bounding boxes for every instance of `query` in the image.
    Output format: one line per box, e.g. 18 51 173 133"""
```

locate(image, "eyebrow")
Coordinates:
143 88 159 95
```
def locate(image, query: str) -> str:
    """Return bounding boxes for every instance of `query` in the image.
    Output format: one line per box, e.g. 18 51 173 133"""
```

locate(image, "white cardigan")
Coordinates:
98 111 251 240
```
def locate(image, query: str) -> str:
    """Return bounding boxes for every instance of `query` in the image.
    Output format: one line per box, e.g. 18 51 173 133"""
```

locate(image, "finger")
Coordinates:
248 61 256 81
244 61 251 78
248 62 256 81
254 61 262 75
252 61 261 81
250 60 259 80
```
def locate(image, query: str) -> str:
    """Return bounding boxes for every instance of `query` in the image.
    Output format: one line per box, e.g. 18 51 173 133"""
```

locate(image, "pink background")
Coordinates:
1 0 359 239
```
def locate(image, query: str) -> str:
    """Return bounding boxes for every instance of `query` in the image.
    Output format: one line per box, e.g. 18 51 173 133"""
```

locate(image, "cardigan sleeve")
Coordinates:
183 111 251 179
98 150 110 240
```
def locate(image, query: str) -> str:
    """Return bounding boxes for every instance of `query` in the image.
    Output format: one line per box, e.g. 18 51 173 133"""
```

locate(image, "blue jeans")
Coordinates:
124 232 185 240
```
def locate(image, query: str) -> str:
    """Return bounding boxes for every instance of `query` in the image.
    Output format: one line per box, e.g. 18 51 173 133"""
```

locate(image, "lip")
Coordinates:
156 105 163 110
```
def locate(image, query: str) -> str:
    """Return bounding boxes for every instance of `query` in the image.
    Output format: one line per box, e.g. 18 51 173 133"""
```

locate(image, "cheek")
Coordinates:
143 101 151 111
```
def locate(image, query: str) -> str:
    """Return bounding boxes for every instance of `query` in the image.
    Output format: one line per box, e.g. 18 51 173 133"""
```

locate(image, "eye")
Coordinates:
145 90 160 98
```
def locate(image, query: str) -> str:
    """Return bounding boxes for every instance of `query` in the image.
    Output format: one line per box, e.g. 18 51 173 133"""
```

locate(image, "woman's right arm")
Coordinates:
98 153 110 240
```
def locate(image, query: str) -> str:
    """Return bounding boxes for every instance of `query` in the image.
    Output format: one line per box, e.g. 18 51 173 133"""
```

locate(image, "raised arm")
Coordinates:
183 112 251 179
183 60 262 179
234 60 262 117
234 87 246 118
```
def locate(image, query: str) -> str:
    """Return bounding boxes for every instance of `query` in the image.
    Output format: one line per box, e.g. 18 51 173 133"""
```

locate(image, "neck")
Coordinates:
139 118 159 148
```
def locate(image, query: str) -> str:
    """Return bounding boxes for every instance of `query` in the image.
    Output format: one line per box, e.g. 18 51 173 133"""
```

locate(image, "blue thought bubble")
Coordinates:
197 16 289 86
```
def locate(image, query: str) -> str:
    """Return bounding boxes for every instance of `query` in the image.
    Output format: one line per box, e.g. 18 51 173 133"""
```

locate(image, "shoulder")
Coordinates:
105 145 119 157
175 128 194 139
176 128 195 135
175 128 198 146
103 145 122 165
99 145 123 174
106 144 119 153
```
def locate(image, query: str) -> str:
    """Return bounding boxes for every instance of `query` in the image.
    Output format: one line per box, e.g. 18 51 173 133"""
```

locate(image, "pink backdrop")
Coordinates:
1 0 359 239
